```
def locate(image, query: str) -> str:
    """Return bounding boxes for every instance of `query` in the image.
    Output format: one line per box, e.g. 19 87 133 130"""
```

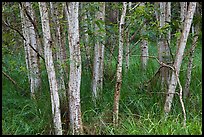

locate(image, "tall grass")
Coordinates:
2 40 202 135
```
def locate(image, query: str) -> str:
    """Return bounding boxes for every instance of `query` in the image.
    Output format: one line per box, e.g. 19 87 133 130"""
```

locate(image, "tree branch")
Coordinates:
3 20 45 61
132 54 186 127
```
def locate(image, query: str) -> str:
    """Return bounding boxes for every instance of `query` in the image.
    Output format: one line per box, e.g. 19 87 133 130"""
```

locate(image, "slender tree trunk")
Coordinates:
158 2 171 89
125 2 131 72
177 2 188 50
50 2 66 104
20 2 41 99
65 2 83 135
39 2 62 135
92 2 106 101
113 2 127 126
140 3 149 71
81 2 91 72
19 3 31 92
184 22 199 98
154 2 159 21
164 2 196 114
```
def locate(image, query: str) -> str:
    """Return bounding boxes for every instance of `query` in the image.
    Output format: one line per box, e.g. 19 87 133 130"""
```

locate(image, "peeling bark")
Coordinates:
65 2 83 135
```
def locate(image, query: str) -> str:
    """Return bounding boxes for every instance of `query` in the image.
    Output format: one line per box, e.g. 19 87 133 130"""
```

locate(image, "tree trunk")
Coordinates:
92 2 106 101
125 2 131 72
65 2 83 135
50 2 66 104
39 2 62 135
20 2 41 99
113 2 127 126
177 2 188 50
140 2 149 70
81 2 91 72
164 2 196 114
184 14 199 98
158 2 171 89
19 3 31 93
154 2 159 21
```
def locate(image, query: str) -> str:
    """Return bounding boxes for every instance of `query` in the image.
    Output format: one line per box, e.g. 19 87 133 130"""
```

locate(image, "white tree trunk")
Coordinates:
19 3 31 91
39 2 62 135
166 2 171 44
140 2 149 70
125 2 131 72
92 2 106 100
177 2 188 50
20 2 41 99
113 2 127 126
164 2 196 114
65 2 83 135
26 2 41 97
50 2 66 103
154 2 159 21
180 2 188 30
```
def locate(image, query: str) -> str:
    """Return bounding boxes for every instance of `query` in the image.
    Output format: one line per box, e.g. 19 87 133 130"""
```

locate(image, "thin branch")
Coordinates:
175 68 186 127
129 2 141 11
3 20 45 61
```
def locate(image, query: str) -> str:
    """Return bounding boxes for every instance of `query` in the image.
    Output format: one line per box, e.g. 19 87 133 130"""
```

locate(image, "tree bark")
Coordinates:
177 2 188 50
113 2 127 126
164 2 196 114
39 2 62 135
125 2 131 72
158 2 171 88
140 2 149 70
184 14 199 98
65 2 83 135
50 2 66 104
92 2 106 101
20 2 41 99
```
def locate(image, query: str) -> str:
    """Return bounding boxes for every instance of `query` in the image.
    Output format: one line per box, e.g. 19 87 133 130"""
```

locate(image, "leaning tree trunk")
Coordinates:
92 2 106 101
113 2 127 127
39 2 62 135
65 2 83 135
164 2 197 115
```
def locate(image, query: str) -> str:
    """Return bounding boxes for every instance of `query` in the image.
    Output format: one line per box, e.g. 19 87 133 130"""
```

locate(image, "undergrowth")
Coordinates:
2 41 202 135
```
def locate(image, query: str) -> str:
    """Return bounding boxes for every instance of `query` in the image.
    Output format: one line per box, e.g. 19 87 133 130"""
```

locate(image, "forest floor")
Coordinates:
2 41 202 135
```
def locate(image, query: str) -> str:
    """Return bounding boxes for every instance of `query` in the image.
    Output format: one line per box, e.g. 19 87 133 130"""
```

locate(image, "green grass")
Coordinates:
2 40 202 135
